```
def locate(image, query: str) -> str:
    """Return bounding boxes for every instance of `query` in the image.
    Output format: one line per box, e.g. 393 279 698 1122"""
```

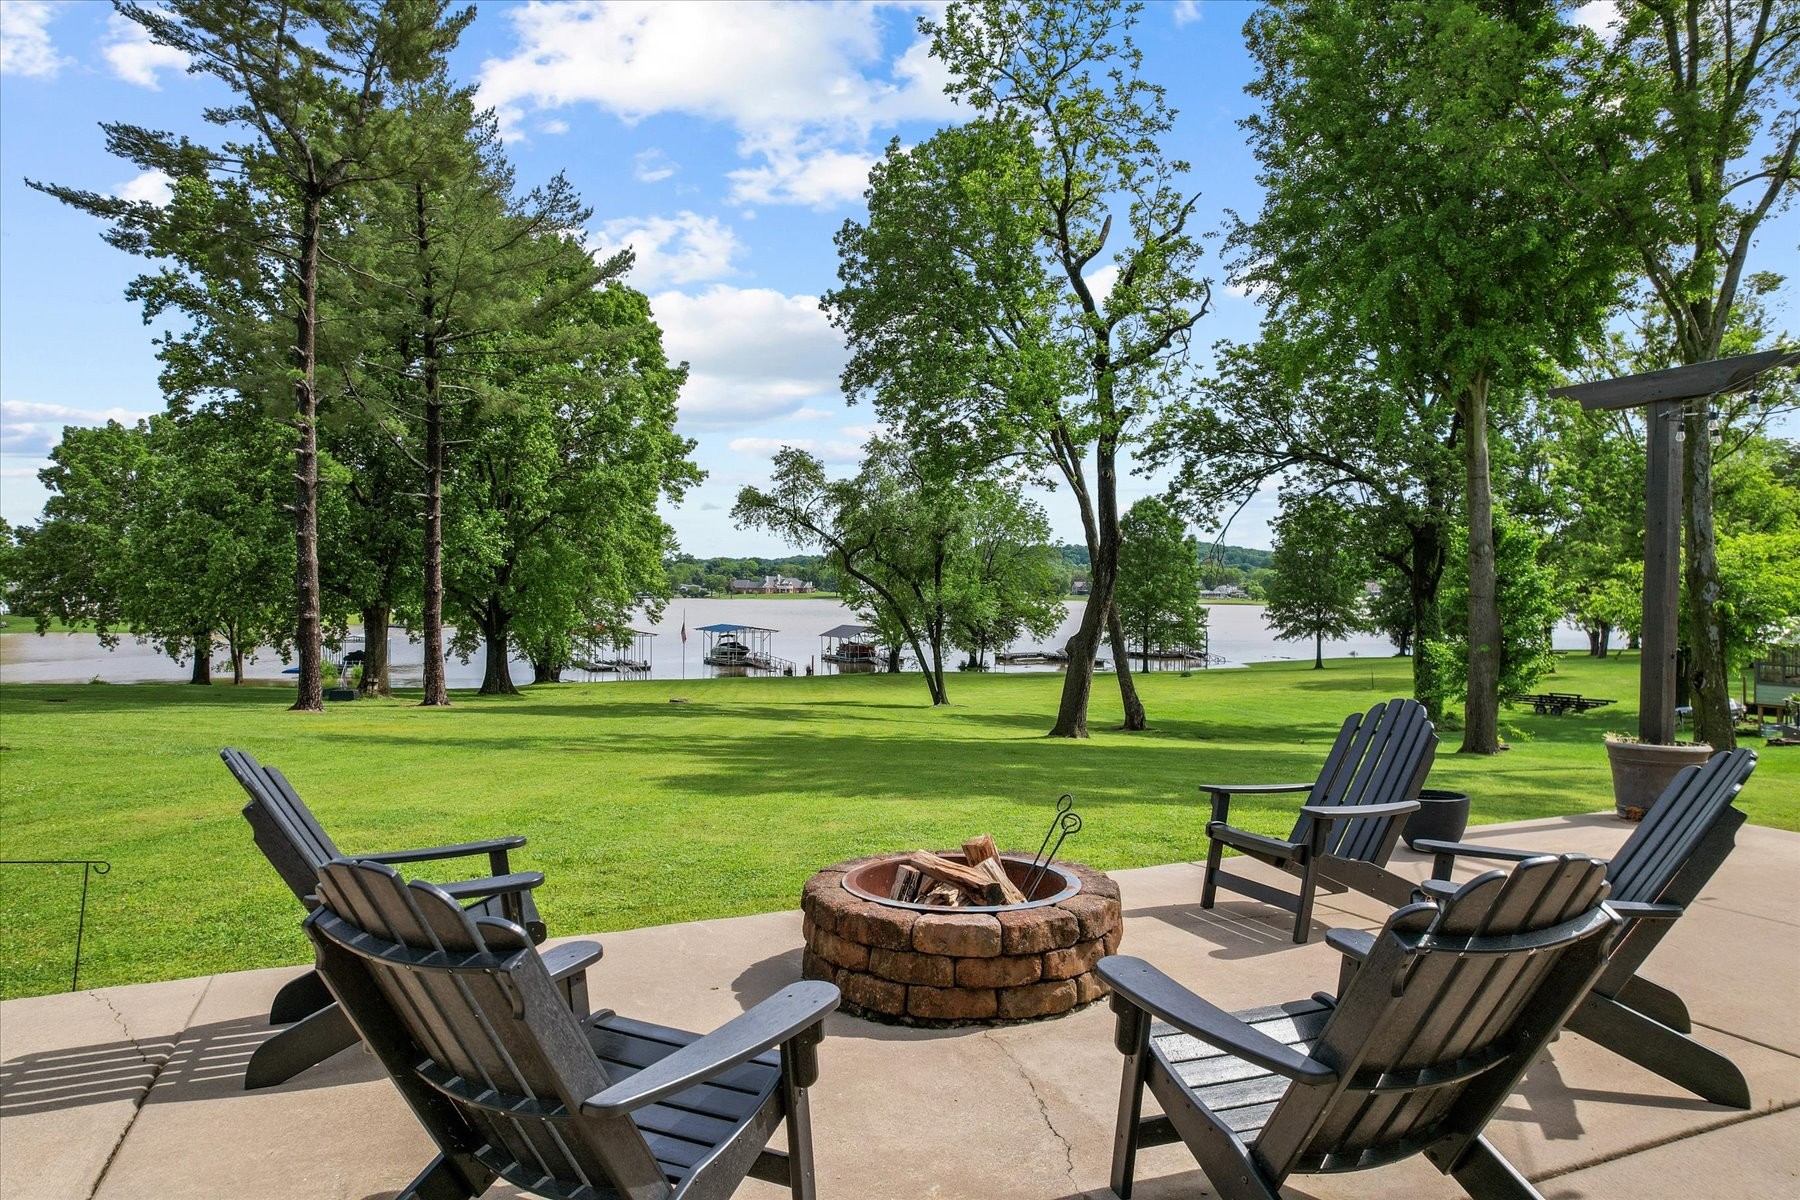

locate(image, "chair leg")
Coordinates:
1291 859 1316 944
1201 836 1224 910
1612 974 1691 1032
1108 1007 1152 1194
244 1000 357 1090
268 969 333 1025
782 1027 824 1200
396 1152 489 1200
1448 1134 1545 1200
1566 993 1751 1109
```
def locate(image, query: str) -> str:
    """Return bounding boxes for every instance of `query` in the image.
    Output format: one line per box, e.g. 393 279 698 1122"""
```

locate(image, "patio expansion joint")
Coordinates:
980 1030 1075 1182
81 976 215 1200
1528 1097 1800 1185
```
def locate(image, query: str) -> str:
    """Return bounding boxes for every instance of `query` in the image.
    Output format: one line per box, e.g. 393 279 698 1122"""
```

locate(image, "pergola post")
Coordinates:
1640 398 1682 745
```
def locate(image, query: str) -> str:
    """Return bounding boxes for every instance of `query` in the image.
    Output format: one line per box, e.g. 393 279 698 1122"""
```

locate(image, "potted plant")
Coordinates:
1604 733 1712 821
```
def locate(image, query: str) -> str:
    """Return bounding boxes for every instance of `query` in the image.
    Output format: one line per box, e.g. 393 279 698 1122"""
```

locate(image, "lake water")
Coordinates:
0 598 1593 687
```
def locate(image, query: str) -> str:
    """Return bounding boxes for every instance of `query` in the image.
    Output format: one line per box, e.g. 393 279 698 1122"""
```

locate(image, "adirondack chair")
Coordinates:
306 858 841 1200
1101 853 1618 1200
1418 746 1758 1109
1200 698 1435 942
222 746 563 1090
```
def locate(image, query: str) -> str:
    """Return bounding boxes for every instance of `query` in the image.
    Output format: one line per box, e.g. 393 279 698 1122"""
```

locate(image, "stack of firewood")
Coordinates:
888 835 1028 907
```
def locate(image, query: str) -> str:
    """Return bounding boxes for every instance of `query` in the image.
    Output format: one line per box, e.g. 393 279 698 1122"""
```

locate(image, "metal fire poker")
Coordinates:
1024 794 1082 897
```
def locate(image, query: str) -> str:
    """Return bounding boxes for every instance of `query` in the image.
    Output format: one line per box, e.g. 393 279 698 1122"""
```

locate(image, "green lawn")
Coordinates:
1 652 1791 999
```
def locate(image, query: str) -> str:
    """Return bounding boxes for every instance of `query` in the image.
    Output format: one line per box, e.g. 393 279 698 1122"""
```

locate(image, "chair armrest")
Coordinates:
359 836 529 876
542 940 602 981
1097 956 1336 1085
1298 800 1420 823
1325 928 1375 965
1200 782 1312 824
1414 839 1539 881
434 871 544 901
581 982 840 1117
1605 900 1684 923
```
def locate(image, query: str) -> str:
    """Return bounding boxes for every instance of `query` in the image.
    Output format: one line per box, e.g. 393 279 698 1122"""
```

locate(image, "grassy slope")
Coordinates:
1 652 1791 999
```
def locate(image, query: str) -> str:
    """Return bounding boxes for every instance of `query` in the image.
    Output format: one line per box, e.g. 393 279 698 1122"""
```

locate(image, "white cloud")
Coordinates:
102 10 189 89
838 423 883 441
538 118 570 135
477 2 958 207
0 400 153 456
1571 2 1620 34
634 148 678 183
1086 264 1120 306
0 2 68 79
593 212 744 290
652 285 847 427
788 406 836 421
727 132 876 208
116 170 175 207
1171 1 1203 27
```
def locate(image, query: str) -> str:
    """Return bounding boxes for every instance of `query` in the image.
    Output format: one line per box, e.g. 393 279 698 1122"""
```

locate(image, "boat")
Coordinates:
709 637 751 664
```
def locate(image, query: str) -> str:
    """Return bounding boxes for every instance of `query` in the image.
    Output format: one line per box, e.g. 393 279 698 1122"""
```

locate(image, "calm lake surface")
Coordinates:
0 598 1592 687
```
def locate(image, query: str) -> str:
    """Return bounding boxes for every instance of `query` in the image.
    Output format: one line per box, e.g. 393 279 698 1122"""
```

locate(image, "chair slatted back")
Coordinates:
1606 749 1755 907
308 859 671 1200
223 747 342 904
1254 854 1615 1179
1288 699 1437 863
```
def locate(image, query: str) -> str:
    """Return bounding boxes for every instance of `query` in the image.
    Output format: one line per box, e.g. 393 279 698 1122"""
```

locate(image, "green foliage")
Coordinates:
14 409 296 681
1436 512 1564 704
1715 529 1800 672
1115 498 1208 669
1262 493 1368 668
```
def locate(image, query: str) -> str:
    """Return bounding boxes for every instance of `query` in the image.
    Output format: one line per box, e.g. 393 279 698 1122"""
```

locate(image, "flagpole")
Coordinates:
681 608 687 680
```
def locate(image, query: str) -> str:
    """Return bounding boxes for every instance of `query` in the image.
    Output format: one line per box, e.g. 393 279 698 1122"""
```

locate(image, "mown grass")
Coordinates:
1 652 1791 999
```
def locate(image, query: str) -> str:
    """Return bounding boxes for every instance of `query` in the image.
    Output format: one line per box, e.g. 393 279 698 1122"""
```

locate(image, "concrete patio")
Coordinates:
3 813 1797 1200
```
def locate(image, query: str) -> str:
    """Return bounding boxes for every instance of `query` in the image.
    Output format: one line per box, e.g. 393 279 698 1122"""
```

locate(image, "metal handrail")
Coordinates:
0 859 112 990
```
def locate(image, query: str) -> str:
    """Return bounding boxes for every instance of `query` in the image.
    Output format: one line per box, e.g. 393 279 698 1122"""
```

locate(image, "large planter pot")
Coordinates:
1402 789 1472 851
1605 739 1713 822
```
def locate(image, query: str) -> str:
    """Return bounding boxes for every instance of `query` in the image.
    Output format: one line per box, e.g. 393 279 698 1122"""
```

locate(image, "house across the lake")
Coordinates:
730 575 815 595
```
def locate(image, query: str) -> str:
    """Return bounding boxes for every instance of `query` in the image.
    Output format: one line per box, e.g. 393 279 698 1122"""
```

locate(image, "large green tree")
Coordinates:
1263 493 1368 670
441 283 697 695
1114 497 1208 674
1549 0 1798 748
16 409 295 683
29 0 473 711
828 0 1210 737
1234 0 1627 751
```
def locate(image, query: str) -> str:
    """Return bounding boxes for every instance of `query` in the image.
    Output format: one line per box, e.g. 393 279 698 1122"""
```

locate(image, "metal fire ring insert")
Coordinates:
841 853 1082 913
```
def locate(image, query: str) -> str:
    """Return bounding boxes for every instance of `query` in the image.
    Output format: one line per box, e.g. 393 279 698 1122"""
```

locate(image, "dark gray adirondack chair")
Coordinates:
222 747 561 1090
1419 746 1758 1108
306 858 840 1200
1200 698 1435 942
1102 852 1617 1200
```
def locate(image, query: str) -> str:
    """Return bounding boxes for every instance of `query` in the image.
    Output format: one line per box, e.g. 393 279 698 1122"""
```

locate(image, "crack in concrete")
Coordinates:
983 1029 1076 1181
84 977 214 1200
1531 1097 1800 1183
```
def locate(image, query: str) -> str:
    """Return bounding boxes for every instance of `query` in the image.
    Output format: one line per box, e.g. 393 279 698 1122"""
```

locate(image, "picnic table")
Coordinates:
1519 691 1615 715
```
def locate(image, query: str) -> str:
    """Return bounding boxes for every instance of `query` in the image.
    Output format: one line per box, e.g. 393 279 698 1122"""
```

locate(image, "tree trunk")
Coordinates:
231 644 245 685
1459 373 1501 754
1052 431 1128 738
418 185 450 708
290 190 325 713
478 601 518 695
359 604 391 697
1598 625 1612 658
1683 406 1735 750
1107 602 1146 730
1407 523 1446 718
189 633 212 685
1586 625 1602 656
1051 597 1104 738
1314 630 1324 669
531 655 561 685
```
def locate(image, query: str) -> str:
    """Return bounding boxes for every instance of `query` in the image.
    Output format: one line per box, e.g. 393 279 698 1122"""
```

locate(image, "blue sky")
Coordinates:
0 1 1791 560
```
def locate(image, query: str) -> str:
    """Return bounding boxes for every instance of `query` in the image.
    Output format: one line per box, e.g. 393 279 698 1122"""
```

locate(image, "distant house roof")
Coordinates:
730 579 763 588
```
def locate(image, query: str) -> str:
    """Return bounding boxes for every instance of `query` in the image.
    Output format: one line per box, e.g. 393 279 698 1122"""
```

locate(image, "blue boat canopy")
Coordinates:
695 623 777 634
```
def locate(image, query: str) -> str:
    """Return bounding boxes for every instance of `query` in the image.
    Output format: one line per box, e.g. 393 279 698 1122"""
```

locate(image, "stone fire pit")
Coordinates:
800 853 1122 1024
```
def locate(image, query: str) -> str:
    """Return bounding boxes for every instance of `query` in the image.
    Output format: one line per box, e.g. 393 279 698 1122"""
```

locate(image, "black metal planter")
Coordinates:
1402 789 1471 851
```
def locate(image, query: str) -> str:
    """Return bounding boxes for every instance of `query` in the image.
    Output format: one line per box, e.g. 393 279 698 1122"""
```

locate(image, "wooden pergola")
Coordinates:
1549 348 1799 744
